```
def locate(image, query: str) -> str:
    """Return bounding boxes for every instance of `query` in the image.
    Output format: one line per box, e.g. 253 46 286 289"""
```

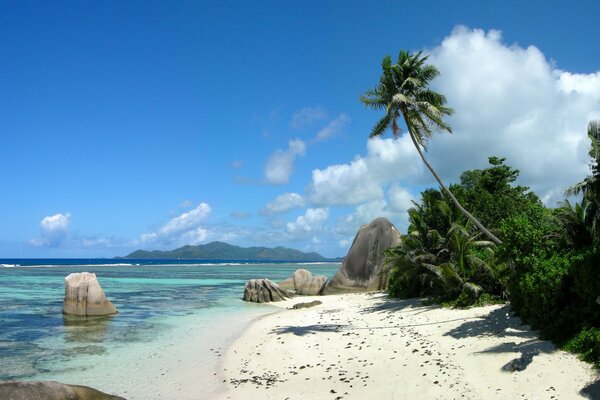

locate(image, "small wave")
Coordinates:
0 264 19 268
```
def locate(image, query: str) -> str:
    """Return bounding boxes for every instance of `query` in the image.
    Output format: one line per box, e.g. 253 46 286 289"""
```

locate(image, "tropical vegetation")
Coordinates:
363 49 600 367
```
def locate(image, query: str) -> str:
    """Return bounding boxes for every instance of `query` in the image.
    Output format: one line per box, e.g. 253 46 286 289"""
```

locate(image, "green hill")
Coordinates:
119 241 328 261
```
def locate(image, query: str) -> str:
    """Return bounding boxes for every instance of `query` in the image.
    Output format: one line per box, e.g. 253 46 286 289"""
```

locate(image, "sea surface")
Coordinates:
0 259 340 398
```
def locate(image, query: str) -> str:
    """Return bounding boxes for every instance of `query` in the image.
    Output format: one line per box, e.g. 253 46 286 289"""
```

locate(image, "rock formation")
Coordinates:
243 279 294 303
278 277 295 291
63 272 118 317
323 217 401 294
292 300 322 309
0 381 126 400
292 269 327 295
277 269 328 295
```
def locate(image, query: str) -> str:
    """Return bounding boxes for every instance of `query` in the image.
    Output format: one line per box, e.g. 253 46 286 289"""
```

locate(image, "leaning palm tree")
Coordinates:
360 50 502 244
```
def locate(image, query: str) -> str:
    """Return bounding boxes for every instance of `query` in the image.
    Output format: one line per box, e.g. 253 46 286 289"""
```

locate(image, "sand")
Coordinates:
215 292 599 400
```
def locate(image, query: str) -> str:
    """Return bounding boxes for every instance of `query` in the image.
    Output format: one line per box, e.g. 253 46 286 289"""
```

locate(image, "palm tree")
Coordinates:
565 120 600 243
360 50 502 244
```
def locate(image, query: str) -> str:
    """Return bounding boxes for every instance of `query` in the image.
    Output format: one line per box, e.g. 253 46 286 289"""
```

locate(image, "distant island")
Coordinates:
119 241 330 261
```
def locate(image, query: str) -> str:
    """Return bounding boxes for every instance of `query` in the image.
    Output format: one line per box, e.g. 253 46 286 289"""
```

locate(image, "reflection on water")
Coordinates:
0 262 340 381
62 315 113 344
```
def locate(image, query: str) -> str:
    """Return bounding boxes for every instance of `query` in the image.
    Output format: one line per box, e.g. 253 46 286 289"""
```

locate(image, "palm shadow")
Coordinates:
445 305 554 372
581 379 600 399
270 324 348 336
478 338 556 372
359 293 434 314
444 306 534 340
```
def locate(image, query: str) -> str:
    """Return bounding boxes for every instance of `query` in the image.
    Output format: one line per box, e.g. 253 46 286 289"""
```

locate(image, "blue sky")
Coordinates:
2 1 600 258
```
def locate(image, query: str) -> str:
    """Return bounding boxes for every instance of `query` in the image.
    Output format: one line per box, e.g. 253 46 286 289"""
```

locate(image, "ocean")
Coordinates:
0 259 340 398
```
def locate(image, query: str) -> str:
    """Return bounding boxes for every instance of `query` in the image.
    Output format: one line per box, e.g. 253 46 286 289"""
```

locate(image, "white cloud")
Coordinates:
286 208 329 234
140 203 212 247
30 212 71 247
426 26 600 205
387 185 415 213
290 107 328 130
264 139 307 184
314 113 350 142
311 26 600 214
262 192 305 215
309 136 420 206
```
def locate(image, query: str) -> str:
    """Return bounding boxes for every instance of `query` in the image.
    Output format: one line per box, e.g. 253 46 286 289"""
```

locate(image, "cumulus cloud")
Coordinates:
30 212 71 247
334 190 413 238
140 202 212 247
290 107 328 130
261 192 305 215
309 136 421 206
286 208 329 235
311 26 600 218
314 113 350 142
426 26 600 204
264 139 307 184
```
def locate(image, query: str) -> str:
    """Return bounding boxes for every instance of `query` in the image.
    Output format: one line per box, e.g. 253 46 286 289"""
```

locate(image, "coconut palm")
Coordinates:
565 120 600 243
360 50 502 244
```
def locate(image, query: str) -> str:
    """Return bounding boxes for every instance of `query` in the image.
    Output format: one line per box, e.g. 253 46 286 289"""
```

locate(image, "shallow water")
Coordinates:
0 261 340 398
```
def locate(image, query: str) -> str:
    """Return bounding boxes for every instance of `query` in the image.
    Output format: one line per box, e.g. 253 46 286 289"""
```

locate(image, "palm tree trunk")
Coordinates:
406 129 503 245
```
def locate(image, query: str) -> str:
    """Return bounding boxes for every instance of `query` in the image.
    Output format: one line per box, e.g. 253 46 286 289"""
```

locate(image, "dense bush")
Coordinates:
564 327 600 368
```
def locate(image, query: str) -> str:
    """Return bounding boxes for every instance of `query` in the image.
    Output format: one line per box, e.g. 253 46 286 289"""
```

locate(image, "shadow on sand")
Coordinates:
270 324 348 336
359 293 435 314
445 305 555 372
581 379 600 399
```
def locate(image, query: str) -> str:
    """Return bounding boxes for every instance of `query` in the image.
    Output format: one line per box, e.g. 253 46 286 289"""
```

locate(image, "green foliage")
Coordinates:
454 157 542 232
384 122 600 367
564 327 600 368
360 50 453 142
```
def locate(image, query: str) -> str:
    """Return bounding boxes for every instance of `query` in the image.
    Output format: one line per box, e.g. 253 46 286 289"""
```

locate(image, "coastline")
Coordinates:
215 292 599 400
29 299 280 400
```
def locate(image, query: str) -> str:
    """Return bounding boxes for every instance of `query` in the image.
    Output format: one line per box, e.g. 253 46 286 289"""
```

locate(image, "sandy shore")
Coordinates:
215 293 599 400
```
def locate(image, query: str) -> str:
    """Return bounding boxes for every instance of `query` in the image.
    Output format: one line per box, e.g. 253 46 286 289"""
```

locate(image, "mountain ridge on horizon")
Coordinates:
119 241 333 261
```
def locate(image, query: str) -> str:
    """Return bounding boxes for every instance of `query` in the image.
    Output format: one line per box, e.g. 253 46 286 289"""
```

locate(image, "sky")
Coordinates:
2 0 600 258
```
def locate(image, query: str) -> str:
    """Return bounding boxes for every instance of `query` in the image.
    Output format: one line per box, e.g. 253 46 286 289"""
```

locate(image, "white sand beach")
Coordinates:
215 293 599 400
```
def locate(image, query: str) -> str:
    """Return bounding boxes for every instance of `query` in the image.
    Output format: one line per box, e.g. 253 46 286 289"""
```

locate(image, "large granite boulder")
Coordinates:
278 277 295 291
0 381 126 400
292 269 327 295
63 272 118 317
323 217 401 294
243 279 294 303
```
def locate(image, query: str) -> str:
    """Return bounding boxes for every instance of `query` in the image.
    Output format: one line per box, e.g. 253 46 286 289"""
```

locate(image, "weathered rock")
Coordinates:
0 381 126 400
292 300 322 309
323 217 401 294
278 277 296 291
243 279 294 303
292 269 328 295
63 272 117 317
462 282 483 299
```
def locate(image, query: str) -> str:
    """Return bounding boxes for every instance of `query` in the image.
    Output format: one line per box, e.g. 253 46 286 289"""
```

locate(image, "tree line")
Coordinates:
361 51 600 367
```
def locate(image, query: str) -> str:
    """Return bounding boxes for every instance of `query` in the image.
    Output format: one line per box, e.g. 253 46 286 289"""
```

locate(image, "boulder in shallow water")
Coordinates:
63 272 118 317
243 279 294 303
0 381 126 400
323 217 401 294
292 269 327 295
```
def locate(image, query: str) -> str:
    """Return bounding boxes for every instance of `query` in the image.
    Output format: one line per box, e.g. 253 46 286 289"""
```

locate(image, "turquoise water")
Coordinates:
0 260 339 396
